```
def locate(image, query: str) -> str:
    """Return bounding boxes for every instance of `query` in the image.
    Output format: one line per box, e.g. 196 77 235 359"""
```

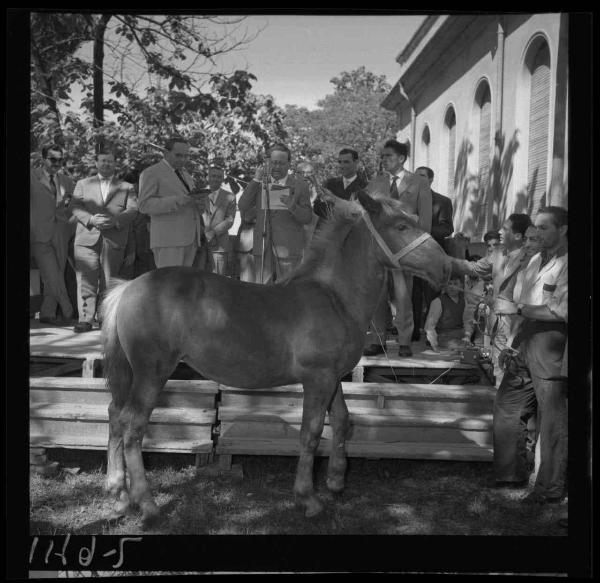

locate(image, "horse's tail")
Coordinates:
101 278 134 403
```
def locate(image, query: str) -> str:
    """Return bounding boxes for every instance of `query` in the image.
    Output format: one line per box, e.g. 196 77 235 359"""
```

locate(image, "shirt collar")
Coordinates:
343 174 357 186
98 174 113 181
389 168 405 181
43 168 57 180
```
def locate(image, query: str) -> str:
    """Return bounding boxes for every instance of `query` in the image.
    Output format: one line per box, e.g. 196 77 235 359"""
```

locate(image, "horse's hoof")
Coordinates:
326 478 345 495
304 497 324 518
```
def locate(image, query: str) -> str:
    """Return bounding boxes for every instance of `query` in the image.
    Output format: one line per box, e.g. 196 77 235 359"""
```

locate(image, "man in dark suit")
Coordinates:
70 149 138 332
314 148 367 218
411 166 455 338
30 144 76 325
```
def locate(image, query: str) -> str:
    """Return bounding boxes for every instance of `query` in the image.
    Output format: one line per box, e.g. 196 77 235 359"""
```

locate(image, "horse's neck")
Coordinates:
313 221 386 332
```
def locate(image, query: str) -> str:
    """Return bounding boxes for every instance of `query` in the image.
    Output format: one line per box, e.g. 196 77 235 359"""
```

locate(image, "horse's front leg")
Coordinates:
294 374 337 518
326 381 350 494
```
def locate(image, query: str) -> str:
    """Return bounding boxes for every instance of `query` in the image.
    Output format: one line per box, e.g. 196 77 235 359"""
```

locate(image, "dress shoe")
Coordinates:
397 344 413 357
363 344 385 357
73 321 93 334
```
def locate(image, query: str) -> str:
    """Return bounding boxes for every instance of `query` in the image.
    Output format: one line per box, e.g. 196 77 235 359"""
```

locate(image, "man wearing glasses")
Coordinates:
30 145 75 325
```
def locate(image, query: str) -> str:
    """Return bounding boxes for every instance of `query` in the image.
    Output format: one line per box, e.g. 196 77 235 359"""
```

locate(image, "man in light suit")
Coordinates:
30 145 76 325
363 139 433 357
138 136 205 268
412 166 455 339
492 207 568 503
238 143 313 284
200 165 236 275
70 149 138 333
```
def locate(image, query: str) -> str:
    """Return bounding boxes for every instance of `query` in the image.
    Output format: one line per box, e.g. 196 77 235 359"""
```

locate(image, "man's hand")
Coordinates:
494 297 518 315
279 193 291 207
122 252 135 267
91 214 115 230
253 166 265 182
498 348 516 370
175 195 194 209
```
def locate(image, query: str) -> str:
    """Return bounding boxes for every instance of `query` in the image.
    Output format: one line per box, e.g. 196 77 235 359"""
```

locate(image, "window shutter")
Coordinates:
528 44 551 215
476 86 492 239
447 111 456 196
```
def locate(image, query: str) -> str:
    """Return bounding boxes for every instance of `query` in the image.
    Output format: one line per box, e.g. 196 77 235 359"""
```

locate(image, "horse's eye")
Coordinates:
395 224 407 231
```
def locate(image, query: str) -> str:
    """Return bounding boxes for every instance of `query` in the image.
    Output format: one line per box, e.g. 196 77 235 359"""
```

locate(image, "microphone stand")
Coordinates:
259 160 271 284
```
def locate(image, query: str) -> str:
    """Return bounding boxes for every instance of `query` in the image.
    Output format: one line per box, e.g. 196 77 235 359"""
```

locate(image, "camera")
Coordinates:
459 346 491 365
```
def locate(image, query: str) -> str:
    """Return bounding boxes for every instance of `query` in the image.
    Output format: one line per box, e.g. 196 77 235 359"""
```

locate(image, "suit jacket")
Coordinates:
431 190 454 246
204 187 236 253
138 159 203 249
70 175 138 249
366 170 432 233
30 167 75 244
313 175 368 218
238 175 312 258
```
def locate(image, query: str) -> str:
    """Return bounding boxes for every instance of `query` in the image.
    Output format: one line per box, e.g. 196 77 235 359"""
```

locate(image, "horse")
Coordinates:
101 190 451 525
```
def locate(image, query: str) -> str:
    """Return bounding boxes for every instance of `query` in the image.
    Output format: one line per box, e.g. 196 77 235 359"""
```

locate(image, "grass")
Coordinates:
30 449 567 536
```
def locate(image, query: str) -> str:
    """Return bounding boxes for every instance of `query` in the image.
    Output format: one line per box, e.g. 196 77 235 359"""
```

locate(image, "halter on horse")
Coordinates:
101 190 451 525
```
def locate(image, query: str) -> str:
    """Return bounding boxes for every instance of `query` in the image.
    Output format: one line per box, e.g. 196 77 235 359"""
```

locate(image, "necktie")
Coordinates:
175 169 191 193
390 176 399 199
49 175 57 197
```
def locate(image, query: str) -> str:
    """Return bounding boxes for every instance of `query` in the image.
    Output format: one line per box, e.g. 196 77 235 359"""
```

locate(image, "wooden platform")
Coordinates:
30 377 219 458
216 382 494 462
30 321 487 384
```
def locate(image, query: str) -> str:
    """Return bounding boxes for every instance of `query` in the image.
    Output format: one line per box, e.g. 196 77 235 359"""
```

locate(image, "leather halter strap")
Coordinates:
361 211 432 268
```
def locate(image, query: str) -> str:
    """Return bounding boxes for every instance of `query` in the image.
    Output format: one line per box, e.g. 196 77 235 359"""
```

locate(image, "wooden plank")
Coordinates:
31 403 216 425
30 435 213 453
29 377 219 393
216 438 492 461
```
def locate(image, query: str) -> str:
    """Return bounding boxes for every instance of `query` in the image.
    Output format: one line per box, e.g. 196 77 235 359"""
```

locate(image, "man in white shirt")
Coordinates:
70 149 138 332
491 206 568 504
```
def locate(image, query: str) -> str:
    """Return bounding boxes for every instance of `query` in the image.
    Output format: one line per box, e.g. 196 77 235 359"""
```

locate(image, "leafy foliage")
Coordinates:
282 66 397 183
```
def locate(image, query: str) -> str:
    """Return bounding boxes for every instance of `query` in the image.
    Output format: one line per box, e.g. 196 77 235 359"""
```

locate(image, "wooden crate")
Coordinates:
216 382 495 462
29 377 219 455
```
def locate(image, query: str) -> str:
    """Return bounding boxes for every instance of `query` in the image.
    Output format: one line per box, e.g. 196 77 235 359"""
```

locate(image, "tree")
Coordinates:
282 66 397 182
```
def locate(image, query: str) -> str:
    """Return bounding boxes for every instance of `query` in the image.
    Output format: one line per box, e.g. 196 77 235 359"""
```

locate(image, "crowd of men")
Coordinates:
30 136 568 508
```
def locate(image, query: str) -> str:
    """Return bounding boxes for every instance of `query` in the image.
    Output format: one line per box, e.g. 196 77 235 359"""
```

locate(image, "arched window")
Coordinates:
421 125 431 168
527 41 551 214
475 82 492 238
445 108 456 195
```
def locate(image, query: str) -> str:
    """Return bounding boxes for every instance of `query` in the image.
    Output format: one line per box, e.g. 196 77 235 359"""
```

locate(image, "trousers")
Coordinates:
493 327 567 498
74 238 124 323
31 231 74 319
152 241 198 268
366 268 414 345
253 253 301 284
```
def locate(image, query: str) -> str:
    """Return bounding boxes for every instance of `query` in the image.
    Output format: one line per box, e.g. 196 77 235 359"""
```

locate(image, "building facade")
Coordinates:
382 13 568 240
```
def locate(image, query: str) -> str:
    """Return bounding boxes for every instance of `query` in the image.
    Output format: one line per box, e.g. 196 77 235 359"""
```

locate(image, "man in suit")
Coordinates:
238 143 313 284
138 136 205 268
313 148 368 220
363 139 433 357
70 149 138 333
200 165 237 275
30 144 76 325
412 166 455 338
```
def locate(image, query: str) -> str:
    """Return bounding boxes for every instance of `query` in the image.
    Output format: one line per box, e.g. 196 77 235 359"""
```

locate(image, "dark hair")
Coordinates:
268 143 291 161
483 230 500 244
506 213 532 237
469 254 482 262
165 136 188 151
339 148 358 160
42 144 64 159
415 166 434 180
383 139 409 159
537 205 568 228
95 148 117 161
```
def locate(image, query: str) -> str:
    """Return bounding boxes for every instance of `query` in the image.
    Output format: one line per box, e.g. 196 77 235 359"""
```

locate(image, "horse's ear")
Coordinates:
357 190 382 216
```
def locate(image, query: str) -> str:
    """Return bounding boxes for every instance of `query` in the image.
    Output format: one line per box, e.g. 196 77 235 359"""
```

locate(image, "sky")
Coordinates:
217 14 427 109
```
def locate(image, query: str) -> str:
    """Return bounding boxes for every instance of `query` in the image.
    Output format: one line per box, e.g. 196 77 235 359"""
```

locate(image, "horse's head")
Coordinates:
323 190 450 289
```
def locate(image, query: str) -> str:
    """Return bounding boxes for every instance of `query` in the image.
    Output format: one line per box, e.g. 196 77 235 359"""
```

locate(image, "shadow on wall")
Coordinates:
452 130 546 240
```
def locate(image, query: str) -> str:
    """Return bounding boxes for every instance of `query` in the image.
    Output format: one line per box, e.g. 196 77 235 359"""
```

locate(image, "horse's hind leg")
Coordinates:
119 370 169 526
326 382 349 494
294 372 338 518
106 399 129 517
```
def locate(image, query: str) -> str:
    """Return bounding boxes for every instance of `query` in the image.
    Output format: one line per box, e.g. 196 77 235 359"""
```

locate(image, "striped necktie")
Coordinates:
390 176 399 199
